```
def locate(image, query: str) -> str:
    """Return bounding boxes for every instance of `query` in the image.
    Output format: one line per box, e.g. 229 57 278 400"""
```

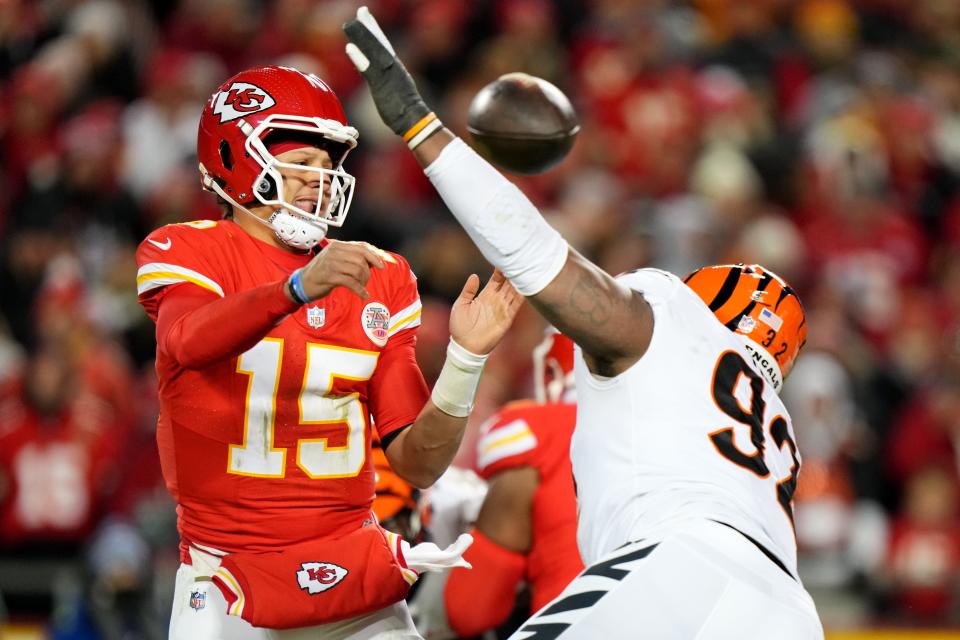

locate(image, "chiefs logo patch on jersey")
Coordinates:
296 562 348 595
362 302 390 346
212 82 276 123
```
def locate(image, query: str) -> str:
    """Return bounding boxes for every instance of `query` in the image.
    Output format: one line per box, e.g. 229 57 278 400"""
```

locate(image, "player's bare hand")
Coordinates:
300 240 385 300
449 270 523 355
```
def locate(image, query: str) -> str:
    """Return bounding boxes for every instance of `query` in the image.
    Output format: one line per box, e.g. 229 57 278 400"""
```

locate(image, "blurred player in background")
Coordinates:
345 8 823 638
135 65 522 640
445 330 582 638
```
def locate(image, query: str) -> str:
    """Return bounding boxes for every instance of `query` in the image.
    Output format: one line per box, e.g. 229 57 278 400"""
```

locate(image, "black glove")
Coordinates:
343 7 434 140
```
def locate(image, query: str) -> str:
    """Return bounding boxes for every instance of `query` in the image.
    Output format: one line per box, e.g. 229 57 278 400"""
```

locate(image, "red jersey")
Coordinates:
475 400 583 612
135 219 428 556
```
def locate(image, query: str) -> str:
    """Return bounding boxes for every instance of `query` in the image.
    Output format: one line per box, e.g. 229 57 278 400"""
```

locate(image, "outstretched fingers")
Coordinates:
455 273 481 305
476 270 524 322
496 278 525 319
487 269 508 292
478 269 517 302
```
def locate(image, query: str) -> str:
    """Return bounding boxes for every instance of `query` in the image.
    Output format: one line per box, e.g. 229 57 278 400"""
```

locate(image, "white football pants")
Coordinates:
168 546 422 640
508 519 824 640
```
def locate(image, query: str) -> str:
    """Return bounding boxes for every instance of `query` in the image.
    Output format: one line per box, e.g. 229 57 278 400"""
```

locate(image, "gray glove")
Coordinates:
343 7 434 141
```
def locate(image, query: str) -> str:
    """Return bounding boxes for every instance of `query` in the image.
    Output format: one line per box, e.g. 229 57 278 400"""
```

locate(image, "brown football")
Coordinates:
467 73 579 175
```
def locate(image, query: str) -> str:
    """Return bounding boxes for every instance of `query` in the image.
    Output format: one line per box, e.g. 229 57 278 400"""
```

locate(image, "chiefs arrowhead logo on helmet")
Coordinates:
211 82 276 123
197 66 361 249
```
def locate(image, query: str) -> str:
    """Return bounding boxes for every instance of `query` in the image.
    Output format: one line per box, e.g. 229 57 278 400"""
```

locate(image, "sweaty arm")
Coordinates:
445 467 536 636
155 280 300 369
415 131 652 376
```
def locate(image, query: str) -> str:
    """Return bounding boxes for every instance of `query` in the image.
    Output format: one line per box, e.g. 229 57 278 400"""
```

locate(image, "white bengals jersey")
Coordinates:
571 269 801 576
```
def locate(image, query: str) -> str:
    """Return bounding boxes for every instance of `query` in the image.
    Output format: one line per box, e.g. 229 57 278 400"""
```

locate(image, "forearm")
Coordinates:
419 133 650 373
160 280 300 369
387 404 467 489
385 338 488 488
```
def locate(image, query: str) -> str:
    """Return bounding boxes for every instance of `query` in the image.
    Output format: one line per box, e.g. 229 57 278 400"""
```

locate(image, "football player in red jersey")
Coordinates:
135 65 522 639
445 330 583 637
346 9 824 639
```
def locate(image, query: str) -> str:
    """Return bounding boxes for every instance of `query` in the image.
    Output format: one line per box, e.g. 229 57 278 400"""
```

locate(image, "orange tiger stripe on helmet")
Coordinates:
684 264 807 383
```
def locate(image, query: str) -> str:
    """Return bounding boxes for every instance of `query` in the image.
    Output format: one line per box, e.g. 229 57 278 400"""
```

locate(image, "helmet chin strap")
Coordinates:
206 178 327 251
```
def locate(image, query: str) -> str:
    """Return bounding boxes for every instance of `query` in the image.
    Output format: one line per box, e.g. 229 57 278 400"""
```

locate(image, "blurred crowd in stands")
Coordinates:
1 0 959 637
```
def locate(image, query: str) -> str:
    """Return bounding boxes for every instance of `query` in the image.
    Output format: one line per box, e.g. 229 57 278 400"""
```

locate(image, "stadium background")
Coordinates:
0 0 958 637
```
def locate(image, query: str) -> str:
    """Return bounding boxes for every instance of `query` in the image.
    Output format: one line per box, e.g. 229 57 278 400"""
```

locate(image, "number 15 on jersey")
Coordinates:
229 338 379 479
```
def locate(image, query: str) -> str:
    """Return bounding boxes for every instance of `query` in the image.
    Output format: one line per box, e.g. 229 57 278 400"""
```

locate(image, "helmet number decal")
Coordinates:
212 82 276 123
761 329 776 348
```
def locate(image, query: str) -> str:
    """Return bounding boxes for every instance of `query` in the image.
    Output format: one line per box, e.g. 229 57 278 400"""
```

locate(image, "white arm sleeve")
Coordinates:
423 138 569 296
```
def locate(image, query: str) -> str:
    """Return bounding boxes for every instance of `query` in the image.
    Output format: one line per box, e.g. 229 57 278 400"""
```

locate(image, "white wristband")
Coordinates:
407 118 444 150
430 338 489 417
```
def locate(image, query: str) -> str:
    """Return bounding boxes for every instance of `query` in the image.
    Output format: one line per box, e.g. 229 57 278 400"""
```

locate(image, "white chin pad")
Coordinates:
269 209 328 250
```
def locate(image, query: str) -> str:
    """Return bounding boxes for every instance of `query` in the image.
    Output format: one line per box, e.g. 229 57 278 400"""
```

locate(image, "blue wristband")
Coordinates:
288 269 311 305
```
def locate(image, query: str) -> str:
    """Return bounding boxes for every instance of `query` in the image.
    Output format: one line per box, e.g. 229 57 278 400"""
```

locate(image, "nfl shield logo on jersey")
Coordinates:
296 561 348 594
189 589 206 611
361 302 390 346
306 305 325 329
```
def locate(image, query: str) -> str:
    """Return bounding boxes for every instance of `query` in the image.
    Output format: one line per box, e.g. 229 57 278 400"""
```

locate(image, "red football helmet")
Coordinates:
532 328 576 403
197 66 359 248
684 263 807 391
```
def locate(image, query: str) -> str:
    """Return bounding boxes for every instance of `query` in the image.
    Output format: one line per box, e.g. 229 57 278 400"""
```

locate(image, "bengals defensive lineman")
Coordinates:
345 9 823 638
445 330 582 637
136 65 521 640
